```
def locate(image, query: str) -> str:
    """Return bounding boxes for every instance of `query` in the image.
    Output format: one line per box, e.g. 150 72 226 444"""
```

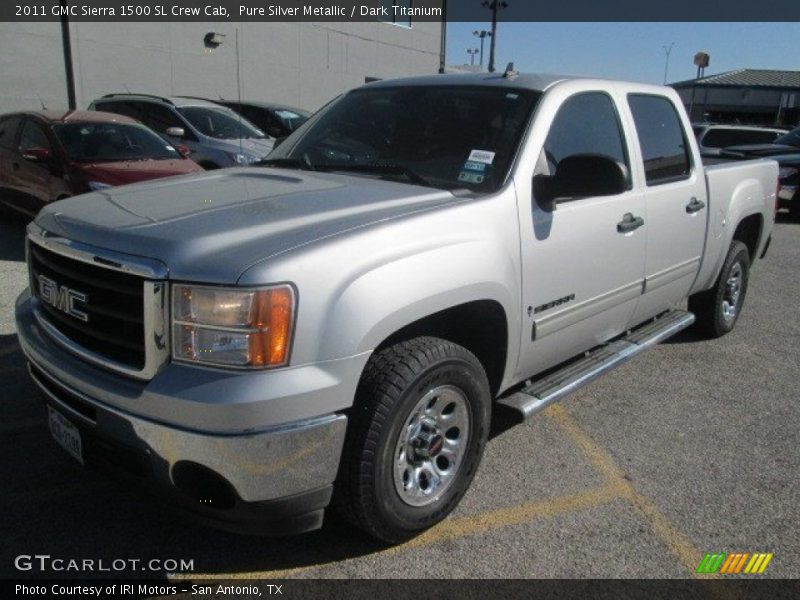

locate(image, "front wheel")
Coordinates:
689 240 750 338
334 337 491 543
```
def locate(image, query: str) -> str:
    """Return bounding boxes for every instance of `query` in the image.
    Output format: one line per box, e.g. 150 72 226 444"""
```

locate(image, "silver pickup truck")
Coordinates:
15 72 778 543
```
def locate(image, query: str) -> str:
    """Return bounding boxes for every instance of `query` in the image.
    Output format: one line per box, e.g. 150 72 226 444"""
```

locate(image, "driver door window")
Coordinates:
537 92 631 193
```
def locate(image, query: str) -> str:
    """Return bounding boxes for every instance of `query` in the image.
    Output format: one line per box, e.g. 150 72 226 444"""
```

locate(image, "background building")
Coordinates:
0 20 443 114
672 69 800 126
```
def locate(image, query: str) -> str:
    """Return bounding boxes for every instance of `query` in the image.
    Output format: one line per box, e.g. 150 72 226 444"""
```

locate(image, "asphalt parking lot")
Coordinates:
0 211 798 582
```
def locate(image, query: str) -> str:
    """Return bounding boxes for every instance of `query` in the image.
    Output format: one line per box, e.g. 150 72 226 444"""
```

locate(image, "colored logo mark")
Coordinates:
696 552 773 574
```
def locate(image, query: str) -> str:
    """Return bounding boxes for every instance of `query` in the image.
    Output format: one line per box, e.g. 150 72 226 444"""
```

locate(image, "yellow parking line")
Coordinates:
545 404 716 579
172 483 622 580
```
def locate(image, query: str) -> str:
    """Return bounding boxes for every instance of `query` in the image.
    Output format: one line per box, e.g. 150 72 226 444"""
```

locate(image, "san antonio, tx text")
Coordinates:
241 3 442 17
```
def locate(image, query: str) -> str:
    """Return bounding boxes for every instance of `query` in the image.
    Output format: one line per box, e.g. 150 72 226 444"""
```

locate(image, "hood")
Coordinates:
36 167 462 284
73 158 202 186
213 137 274 158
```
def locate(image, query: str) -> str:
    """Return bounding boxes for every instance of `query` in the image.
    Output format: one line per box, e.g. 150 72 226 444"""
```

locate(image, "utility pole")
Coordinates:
482 0 508 73
438 0 447 73
60 0 77 110
472 30 491 68
662 42 674 85
467 48 479 66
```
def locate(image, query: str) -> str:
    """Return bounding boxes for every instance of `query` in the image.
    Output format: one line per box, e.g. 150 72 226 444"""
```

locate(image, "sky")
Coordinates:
446 22 800 84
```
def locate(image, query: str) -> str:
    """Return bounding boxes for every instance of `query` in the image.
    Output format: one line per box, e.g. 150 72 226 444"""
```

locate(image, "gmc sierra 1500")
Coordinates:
15 72 777 542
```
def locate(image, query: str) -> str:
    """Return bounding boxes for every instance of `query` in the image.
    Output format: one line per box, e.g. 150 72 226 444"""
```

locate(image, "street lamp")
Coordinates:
467 48 479 66
662 42 674 85
472 30 492 68
481 0 508 73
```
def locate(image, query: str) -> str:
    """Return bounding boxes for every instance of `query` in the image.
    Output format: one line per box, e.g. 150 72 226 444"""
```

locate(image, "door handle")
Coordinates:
617 213 644 233
686 197 706 214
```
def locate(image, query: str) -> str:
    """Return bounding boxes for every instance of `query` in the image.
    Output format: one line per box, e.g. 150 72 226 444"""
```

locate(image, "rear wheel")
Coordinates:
689 240 750 338
334 336 491 543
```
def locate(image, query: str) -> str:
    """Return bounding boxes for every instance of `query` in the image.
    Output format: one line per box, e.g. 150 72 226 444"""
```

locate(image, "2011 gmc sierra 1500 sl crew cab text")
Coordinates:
15 72 777 543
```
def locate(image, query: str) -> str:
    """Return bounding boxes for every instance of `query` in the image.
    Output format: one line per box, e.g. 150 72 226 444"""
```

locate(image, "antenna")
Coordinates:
124 83 131 93
502 62 518 79
36 94 47 110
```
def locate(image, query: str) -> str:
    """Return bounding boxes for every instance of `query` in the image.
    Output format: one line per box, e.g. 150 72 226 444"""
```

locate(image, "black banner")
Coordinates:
6 578 800 599
2 0 800 22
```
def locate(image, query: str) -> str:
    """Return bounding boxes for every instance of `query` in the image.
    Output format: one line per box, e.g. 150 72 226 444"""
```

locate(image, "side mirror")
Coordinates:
176 144 191 158
534 154 628 211
21 147 51 162
165 126 186 139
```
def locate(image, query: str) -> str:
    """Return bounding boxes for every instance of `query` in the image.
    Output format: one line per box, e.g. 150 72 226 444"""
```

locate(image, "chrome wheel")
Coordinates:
393 385 470 507
721 262 743 322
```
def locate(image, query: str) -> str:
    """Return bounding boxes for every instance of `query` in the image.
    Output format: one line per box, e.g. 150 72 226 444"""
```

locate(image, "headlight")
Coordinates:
172 284 295 368
229 152 256 165
778 167 798 179
88 181 112 191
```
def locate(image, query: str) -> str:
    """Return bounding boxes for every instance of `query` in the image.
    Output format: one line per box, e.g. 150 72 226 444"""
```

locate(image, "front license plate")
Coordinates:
48 406 84 465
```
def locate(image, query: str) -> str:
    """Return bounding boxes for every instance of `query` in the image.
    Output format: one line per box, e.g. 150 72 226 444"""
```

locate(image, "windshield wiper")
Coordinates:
254 156 315 171
316 162 432 187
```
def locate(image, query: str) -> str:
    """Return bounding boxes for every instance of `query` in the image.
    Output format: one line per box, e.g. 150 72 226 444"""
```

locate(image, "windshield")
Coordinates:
775 127 800 147
53 122 181 161
273 108 310 132
178 106 265 140
267 85 541 192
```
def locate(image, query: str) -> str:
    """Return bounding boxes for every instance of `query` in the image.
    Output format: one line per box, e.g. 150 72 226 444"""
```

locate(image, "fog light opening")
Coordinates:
171 461 237 510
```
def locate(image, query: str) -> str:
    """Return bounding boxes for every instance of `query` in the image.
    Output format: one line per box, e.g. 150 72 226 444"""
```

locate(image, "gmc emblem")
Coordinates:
38 275 89 322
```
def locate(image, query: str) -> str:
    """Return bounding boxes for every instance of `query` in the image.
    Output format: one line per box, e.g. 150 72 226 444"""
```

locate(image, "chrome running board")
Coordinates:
498 310 695 420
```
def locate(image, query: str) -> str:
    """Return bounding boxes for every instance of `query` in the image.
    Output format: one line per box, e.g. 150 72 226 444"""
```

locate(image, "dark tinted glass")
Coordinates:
628 94 691 185
0 116 22 149
269 85 541 193
143 104 184 134
544 93 629 169
177 106 265 139
53 123 180 161
703 128 781 148
19 119 52 152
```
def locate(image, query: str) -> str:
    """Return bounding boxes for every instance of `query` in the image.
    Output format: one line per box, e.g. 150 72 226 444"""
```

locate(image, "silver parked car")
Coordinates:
89 94 274 169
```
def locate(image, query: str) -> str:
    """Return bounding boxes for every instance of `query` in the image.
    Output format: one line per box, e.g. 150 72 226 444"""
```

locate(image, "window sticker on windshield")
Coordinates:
463 161 486 172
458 171 485 184
506 93 519 99
165 146 175 151
468 149 496 164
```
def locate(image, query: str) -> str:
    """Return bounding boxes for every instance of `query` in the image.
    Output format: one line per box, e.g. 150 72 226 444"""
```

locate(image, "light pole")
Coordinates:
481 0 508 73
662 42 674 85
467 48 479 66
472 30 491 68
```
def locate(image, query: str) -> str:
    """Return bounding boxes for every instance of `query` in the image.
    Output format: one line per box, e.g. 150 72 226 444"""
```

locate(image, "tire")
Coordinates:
334 336 491 543
689 240 750 338
790 192 800 223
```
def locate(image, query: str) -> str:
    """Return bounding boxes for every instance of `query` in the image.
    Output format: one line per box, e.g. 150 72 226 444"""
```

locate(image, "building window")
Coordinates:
378 0 413 28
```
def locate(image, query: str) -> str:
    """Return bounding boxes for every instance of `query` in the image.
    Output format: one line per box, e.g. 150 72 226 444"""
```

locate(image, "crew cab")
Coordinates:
15 73 777 543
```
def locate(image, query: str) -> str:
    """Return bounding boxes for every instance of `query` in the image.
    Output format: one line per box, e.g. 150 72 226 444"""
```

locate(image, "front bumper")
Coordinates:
16 289 352 534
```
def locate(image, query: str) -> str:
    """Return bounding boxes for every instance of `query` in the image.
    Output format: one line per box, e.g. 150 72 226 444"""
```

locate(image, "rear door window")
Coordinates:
19 119 53 153
628 95 692 185
0 116 23 150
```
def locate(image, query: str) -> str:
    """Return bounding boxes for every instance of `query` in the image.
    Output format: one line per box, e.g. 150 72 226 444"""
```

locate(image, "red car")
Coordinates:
0 110 202 217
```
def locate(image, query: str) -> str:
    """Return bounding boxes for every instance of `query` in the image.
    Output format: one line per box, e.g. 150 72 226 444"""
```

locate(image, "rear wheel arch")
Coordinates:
731 213 763 261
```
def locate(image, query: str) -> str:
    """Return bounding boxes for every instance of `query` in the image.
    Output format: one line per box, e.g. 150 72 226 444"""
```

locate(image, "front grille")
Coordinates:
29 242 146 369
